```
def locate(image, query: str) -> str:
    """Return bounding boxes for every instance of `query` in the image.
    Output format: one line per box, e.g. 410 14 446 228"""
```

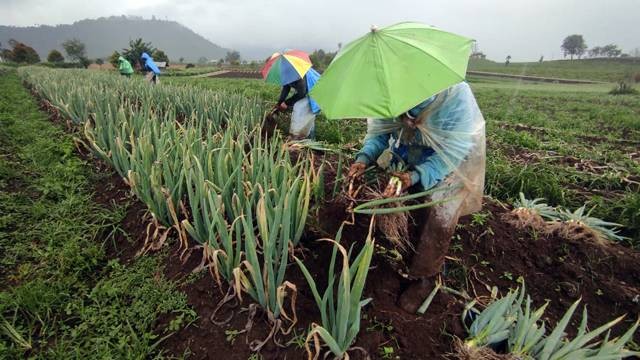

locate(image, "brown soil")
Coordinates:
32 91 640 359
209 71 263 79
151 198 640 359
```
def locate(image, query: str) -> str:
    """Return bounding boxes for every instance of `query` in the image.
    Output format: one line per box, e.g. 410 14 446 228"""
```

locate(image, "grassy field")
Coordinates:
166 75 640 244
161 65 221 77
0 68 194 358
468 58 640 82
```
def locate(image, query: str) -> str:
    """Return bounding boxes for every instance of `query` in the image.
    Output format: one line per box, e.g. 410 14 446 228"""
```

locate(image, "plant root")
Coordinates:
376 209 412 252
449 338 517 360
546 220 608 246
501 208 547 231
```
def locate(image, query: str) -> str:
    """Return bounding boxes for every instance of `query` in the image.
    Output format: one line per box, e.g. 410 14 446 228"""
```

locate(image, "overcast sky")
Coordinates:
1 0 638 61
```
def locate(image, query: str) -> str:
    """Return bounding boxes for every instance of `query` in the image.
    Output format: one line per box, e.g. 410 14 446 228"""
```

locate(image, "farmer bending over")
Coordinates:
347 81 486 313
117 56 134 77
140 52 160 84
275 69 321 140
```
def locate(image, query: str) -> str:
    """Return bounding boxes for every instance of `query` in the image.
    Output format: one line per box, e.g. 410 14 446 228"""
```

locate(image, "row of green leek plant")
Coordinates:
19 67 314 333
19 67 263 134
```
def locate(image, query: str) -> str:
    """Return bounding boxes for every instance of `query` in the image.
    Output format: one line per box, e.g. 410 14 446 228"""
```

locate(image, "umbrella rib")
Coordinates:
374 34 394 118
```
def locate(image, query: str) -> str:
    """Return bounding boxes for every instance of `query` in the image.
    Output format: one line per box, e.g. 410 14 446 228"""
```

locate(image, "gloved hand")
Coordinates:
382 172 413 198
347 162 367 181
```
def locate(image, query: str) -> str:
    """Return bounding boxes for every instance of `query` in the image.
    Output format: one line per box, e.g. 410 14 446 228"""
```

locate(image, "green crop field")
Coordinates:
166 75 640 244
468 58 640 82
2 64 639 359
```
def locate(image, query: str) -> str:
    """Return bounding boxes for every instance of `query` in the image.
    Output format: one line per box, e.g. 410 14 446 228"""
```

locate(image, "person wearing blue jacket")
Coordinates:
140 52 161 84
275 68 321 139
347 81 486 313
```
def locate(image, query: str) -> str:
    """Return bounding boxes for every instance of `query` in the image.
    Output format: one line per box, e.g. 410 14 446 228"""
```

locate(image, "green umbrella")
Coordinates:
310 22 474 119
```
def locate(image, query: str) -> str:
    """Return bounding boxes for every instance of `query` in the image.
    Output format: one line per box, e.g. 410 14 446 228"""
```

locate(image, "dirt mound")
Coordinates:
209 71 262 79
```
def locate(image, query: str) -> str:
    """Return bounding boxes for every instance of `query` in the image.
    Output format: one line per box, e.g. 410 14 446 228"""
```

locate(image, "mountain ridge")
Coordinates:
0 16 232 62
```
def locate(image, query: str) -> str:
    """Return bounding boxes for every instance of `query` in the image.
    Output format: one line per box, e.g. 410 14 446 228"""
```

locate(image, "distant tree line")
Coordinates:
1 39 40 63
561 34 632 60
309 46 340 71
588 44 623 58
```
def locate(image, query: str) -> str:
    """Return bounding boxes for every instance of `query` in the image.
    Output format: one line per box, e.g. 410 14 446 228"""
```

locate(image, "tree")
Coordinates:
1 48 11 62
153 49 169 65
7 41 40 63
95 58 104 65
179 57 184 64
601 44 621 58
62 38 87 64
108 51 120 68
505 55 512 66
309 49 337 70
561 35 587 60
198 56 208 65
539 55 544 63
225 50 241 65
121 38 156 69
588 46 602 58
217 58 224 66
47 49 64 63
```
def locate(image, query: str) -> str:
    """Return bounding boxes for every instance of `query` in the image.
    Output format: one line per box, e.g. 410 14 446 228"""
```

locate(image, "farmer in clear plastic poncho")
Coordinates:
347 81 486 313
140 52 160 84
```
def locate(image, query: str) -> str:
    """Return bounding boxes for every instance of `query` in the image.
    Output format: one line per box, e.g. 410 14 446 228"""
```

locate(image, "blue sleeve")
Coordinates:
355 133 390 165
412 153 451 189
412 138 476 190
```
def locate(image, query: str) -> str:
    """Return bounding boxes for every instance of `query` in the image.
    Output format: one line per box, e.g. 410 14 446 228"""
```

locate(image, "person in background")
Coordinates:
117 56 134 77
140 52 160 84
275 68 321 139
347 81 486 313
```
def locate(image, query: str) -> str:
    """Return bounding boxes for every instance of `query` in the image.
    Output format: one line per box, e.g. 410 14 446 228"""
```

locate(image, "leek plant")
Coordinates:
555 205 627 243
295 223 375 360
513 192 559 220
352 186 458 215
461 285 640 359
20 67 318 346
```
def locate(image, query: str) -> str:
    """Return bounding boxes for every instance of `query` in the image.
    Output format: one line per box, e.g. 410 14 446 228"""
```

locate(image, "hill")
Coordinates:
468 58 640 82
0 16 231 62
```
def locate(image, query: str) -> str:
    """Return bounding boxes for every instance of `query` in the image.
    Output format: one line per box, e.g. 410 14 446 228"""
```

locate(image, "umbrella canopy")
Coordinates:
261 50 312 86
310 22 474 119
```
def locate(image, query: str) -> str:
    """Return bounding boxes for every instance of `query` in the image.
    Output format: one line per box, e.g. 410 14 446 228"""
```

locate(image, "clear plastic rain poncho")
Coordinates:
357 82 486 216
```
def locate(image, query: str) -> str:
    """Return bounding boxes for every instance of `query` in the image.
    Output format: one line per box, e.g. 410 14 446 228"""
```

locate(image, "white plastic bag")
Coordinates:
290 97 316 138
